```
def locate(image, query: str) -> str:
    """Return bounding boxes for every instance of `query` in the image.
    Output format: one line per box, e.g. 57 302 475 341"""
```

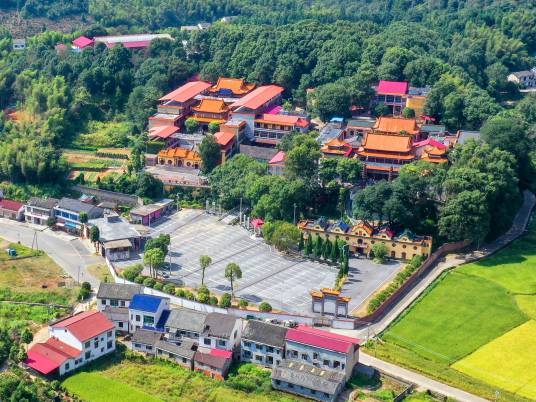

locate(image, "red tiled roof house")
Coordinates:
0 198 24 221
25 311 115 376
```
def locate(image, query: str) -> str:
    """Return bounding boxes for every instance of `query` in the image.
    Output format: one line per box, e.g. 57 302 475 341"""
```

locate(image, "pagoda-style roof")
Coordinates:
208 77 256 96
158 147 201 161
361 133 412 153
192 98 229 114
373 117 419 136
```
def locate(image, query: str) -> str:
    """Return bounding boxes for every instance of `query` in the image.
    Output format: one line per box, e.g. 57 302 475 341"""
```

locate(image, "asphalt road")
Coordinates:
0 218 103 288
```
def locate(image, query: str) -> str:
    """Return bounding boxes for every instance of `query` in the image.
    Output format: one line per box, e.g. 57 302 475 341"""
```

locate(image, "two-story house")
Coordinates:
164 308 207 343
128 294 170 333
198 312 241 354
54 197 104 235
156 338 197 370
24 197 59 225
284 325 359 380
241 320 287 368
25 311 115 376
131 328 163 355
97 283 143 333
193 348 233 380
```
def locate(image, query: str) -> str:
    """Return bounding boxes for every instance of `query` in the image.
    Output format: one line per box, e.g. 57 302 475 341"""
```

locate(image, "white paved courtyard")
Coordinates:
117 209 401 316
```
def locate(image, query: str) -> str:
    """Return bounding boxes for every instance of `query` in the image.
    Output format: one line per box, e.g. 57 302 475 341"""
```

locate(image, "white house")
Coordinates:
98 283 143 333
198 312 242 354
25 311 116 376
128 294 170 333
507 70 536 88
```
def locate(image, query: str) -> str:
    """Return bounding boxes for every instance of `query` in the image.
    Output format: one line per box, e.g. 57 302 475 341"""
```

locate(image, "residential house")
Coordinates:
164 308 207 343
284 325 359 380
156 338 197 369
199 312 241 353
241 320 287 368
93 33 173 49
253 113 309 146
89 214 142 260
317 122 345 145
128 294 170 333
268 151 286 175
71 36 94 51
0 198 24 221
130 199 174 225
345 118 375 138
508 70 536 88
25 311 115 376
414 139 449 164
298 218 432 260
320 137 353 158
131 328 163 355
271 360 346 402
230 85 285 139
97 283 143 333
374 80 409 115
239 144 279 163
54 197 104 235
12 39 26 51
193 348 233 380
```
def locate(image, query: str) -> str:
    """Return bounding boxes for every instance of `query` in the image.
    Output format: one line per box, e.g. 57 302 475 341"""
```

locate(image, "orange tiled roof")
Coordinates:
214 131 236 147
359 151 415 160
232 85 284 111
192 98 229 114
256 113 309 127
362 133 412 153
208 77 256 95
374 117 419 135
158 147 201 161
421 155 448 163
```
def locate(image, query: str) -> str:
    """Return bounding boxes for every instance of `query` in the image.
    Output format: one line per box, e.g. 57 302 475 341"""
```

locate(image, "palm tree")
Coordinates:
224 262 242 299
199 255 212 286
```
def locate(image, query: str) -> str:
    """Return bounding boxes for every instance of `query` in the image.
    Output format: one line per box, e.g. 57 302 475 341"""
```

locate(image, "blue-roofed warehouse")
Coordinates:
129 294 170 334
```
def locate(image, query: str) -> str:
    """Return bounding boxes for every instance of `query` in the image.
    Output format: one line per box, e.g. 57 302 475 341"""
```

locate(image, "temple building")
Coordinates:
157 147 202 169
372 116 423 140
321 137 354 158
414 139 449 164
298 218 432 260
207 77 256 98
253 113 309 145
191 98 230 129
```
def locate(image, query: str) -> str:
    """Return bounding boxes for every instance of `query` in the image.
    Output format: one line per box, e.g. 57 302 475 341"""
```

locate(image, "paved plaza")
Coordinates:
117 210 401 316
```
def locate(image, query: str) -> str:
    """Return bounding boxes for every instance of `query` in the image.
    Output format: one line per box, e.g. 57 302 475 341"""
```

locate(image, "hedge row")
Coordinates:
367 255 425 314
95 151 129 159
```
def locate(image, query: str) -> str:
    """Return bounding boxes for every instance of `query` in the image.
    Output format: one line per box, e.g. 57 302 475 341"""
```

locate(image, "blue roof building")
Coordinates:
130 294 166 313
129 294 170 333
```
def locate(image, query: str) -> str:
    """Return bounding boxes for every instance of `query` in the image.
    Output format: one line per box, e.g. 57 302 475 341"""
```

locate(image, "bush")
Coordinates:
81 282 91 291
184 290 195 300
220 293 232 308
122 264 144 281
134 275 145 284
153 282 164 291
197 292 210 304
372 243 389 263
227 363 272 393
238 299 249 309
209 295 219 305
258 301 272 312
163 283 175 295
197 286 210 296
143 277 156 288
78 287 90 301
176 289 185 298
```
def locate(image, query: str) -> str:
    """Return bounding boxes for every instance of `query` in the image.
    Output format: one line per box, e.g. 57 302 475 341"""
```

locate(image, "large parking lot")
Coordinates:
118 210 401 316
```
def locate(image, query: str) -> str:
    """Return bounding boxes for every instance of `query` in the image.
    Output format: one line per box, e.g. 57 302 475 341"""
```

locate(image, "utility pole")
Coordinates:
31 230 38 251
77 266 80 284
176 194 180 212
293 203 297 225
239 197 243 224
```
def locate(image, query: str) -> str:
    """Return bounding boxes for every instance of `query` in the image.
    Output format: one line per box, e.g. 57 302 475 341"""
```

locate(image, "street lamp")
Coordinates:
293 203 297 225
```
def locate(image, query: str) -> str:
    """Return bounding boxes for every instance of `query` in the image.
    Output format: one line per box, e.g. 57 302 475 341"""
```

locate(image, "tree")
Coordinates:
330 240 340 263
298 234 304 251
208 121 220 134
310 81 351 121
89 226 100 253
305 234 313 255
322 238 332 260
372 243 388 263
224 263 242 299
122 264 144 281
285 136 321 183
374 104 391 117
20 329 33 346
220 293 232 308
238 299 249 309
271 222 301 252
199 255 212 287
402 107 415 118
185 118 200 133
319 158 338 185
314 236 323 258
199 134 221 174
145 234 170 256
144 248 165 279
337 158 363 184
79 211 88 224
259 301 272 312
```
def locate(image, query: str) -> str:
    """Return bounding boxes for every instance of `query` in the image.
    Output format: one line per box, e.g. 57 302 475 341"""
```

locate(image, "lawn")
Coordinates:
87 264 113 283
62 372 162 402
452 320 536 400
62 354 301 402
383 271 527 363
375 219 536 401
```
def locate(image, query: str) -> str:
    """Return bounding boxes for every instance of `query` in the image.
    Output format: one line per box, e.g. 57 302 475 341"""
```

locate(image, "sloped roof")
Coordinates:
362 133 412 153
72 36 94 48
57 197 103 215
202 312 237 338
149 125 180 139
268 151 286 165
214 131 236 147
374 117 419 135
0 199 24 211
27 197 60 209
285 325 359 354
243 320 288 348
192 98 229 114
132 328 162 345
52 311 114 342
130 294 166 313
25 338 81 374
232 85 284 111
155 338 197 359
158 147 201 161
256 113 309 127
159 81 212 103
97 283 142 301
194 349 231 369
413 139 447 150
165 308 207 333
377 80 409 95
271 360 345 394
209 77 255 95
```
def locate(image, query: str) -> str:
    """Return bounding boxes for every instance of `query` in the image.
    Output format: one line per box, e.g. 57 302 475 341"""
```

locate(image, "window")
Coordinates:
267 356 273 364
110 299 118 307
267 346 274 353
217 339 227 347
146 346 153 350
324 393 330 398
275 380 281 385
94 341 99 348
255 355 263 362
101 347 104 353
136 315 141 322
118 322 123 328
311 390 316 395
85 351 91 359
107 331 113 337
204 338 211 346
243 341 251 348
323 359 329 366
85 341 90 348
120 300 125 307
65 362 70 370
288 383 294 389
334 361 340 368
143 315 155 325
107 340 113 349
244 351 252 358
134 343 141 348
301 353 308 361
313 352 319 360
